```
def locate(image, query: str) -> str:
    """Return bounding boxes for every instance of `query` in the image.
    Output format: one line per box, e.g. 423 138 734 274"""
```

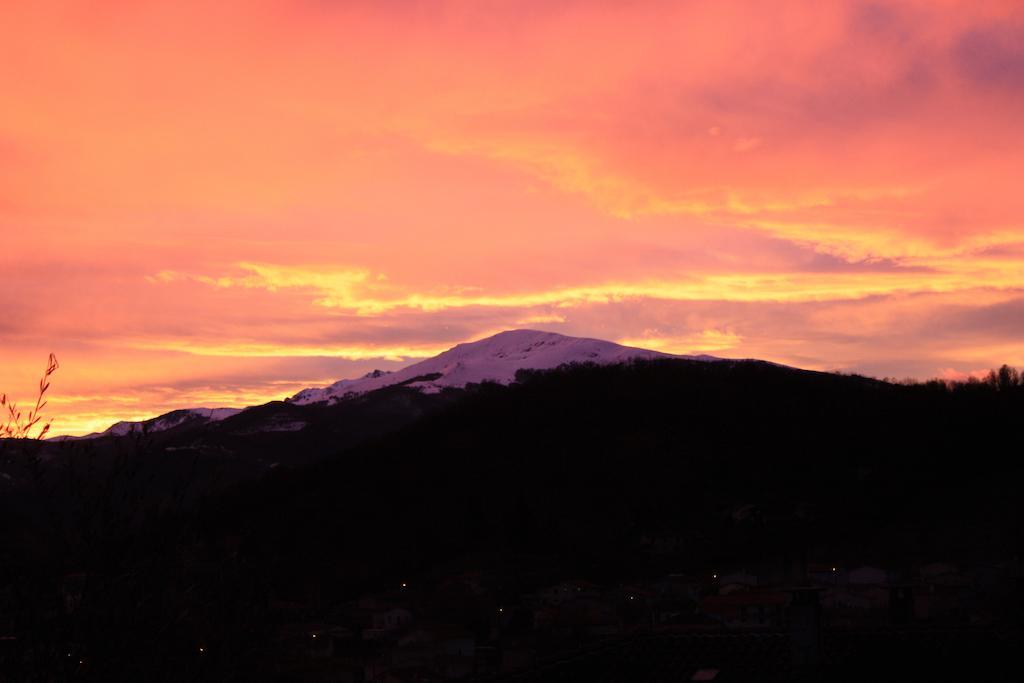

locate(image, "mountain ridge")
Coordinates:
55 407 242 441
288 328 716 405
63 330 719 437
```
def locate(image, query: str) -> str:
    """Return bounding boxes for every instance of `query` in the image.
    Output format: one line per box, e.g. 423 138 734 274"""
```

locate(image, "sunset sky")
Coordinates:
2 0 1023 435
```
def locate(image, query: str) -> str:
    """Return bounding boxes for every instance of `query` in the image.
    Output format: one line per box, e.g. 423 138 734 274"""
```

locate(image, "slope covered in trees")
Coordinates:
2 358 1023 680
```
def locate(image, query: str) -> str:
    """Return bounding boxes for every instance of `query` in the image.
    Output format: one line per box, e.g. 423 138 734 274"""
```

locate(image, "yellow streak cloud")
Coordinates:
167 262 1024 316
125 340 451 362
619 329 743 355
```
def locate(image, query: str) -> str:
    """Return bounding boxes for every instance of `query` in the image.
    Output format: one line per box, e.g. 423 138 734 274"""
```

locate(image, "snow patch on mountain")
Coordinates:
289 369 394 405
289 329 706 405
59 407 242 440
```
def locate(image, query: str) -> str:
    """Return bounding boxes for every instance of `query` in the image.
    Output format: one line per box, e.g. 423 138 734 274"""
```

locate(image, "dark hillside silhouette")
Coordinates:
2 359 1023 680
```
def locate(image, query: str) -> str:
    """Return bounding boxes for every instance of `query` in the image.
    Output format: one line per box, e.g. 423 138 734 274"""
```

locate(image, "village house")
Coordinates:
339 597 415 640
717 571 758 591
536 579 602 606
279 622 356 659
651 574 703 601
846 566 889 585
393 621 477 679
699 589 789 629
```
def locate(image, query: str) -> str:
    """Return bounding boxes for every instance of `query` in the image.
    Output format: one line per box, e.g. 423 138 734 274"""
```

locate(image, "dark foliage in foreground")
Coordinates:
2 359 1023 680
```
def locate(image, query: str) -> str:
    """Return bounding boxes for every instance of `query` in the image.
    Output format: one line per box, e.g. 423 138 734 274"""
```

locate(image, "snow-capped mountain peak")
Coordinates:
288 329 706 405
54 330 716 438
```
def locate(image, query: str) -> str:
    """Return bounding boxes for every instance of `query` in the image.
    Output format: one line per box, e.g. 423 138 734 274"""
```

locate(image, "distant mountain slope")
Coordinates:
289 329 714 405
58 407 242 441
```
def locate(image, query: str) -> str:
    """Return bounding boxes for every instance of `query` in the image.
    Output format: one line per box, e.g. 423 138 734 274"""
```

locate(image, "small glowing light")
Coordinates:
629 595 635 600
312 634 317 639
199 647 205 653
498 607 504 612
401 582 407 588
832 567 837 572
712 574 718 579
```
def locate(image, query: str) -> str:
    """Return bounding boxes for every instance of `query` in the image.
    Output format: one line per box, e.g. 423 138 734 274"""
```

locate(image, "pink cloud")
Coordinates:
0 1 1022 434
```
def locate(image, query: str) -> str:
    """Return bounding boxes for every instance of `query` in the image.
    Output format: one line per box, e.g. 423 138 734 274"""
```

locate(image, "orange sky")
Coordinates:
2 0 1023 435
